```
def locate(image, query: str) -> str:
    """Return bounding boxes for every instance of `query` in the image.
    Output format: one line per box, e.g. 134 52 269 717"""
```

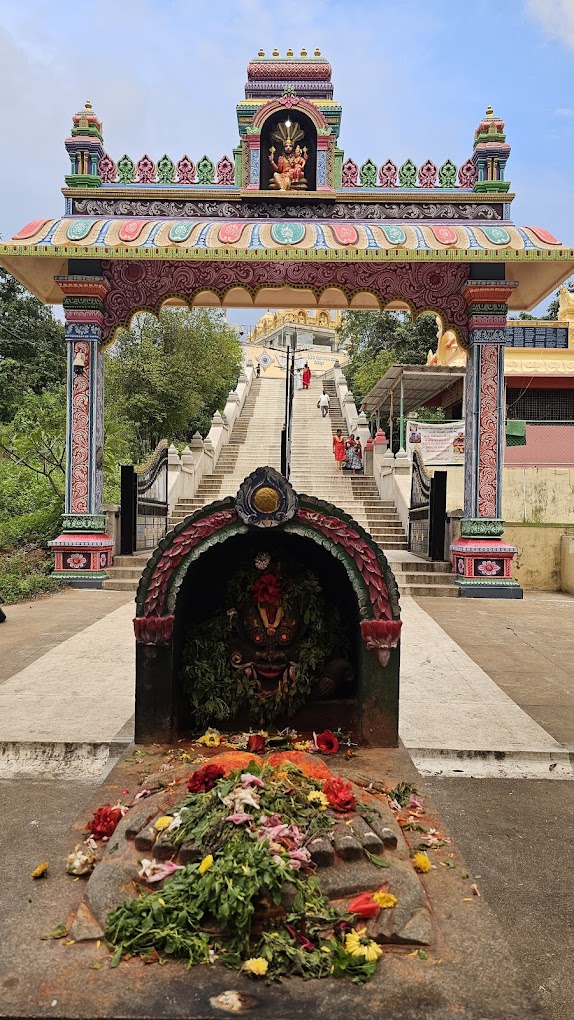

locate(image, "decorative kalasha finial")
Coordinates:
286 47 294 56
300 47 307 56
258 48 265 56
472 103 510 194
314 47 321 56
272 47 279 56
66 99 104 188
235 466 298 528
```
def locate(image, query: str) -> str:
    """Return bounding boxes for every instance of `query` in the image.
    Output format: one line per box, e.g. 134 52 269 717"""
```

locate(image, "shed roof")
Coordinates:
361 365 466 417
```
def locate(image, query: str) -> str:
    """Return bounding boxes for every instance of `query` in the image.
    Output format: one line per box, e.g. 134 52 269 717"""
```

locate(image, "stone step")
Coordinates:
109 554 151 567
102 577 140 591
393 570 456 585
398 583 459 597
388 561 452 573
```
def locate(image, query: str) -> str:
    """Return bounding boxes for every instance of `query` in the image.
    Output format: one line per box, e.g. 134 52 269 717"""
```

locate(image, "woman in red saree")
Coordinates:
333 429 346 471
302 364 311 389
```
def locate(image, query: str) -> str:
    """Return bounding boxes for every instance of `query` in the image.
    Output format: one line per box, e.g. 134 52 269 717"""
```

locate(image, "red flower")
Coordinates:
187 763 225 793
323 776 356 813
252 571 282 607
348 892 379 919
315 730 339 755
86 804 123 840
247 733 266 753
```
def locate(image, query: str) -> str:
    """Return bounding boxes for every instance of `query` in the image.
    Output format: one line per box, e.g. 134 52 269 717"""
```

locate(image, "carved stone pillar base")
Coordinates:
49 514 113 588
451 519 522 599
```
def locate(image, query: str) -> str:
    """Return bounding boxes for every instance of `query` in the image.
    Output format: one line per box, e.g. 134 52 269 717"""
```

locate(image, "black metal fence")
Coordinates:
120 441 168 554
408 450 447 561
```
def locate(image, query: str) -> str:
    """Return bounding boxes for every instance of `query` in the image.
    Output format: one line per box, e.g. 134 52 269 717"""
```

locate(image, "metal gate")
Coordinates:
120 441 168 554
408 450 447 561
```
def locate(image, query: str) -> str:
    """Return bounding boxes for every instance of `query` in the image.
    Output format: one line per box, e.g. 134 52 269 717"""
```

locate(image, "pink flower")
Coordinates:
138 859 184 883
68 553 87 570
226 812 251 825
288 847 312 869
477 560 501 576
241 773 265 788
407 794 424 811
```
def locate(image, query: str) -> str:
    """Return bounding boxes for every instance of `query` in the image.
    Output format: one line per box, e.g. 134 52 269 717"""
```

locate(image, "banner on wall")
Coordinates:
406 420 465 466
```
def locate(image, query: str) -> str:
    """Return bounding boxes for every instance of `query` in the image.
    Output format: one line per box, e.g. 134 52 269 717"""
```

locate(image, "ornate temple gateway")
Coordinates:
1 50 573 596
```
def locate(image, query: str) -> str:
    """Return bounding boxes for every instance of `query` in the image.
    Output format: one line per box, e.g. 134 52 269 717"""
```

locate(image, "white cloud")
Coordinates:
526 0 574 49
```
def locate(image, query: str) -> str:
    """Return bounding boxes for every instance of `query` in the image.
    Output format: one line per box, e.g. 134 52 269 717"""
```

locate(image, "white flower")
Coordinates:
66 845 97 876
221 786 261 813
255 553 271 570
167 811 183 832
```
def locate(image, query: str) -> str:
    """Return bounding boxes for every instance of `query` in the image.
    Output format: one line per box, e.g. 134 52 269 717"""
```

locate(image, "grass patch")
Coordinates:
0 547 65 604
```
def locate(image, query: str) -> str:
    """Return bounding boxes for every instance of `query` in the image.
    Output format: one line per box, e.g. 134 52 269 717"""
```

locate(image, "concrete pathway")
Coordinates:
0 589 572 778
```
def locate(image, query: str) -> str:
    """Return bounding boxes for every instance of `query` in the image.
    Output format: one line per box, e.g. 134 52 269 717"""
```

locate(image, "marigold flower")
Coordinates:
413 852 432 873
344 927 383 963
31 862 49 879
293 740 311 752
154 816 173 832
198 854 214 875
373 891 398 909
242 957 269 976
307 790 329 810
197 730 222 748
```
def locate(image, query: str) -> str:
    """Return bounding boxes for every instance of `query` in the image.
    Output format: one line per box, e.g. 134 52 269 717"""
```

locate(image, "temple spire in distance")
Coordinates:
65 100 104 188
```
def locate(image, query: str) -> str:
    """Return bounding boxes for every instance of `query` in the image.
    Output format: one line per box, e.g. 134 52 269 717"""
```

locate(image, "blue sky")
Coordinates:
1 0 573 325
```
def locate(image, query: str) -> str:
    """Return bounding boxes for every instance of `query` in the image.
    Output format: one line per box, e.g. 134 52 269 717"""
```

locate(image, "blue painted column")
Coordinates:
451 280 523 598
49 276 112 587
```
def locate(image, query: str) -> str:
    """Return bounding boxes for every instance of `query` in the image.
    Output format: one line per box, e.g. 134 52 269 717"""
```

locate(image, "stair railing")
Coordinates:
408 450 447 560
120 440 168 554
281 342 296 478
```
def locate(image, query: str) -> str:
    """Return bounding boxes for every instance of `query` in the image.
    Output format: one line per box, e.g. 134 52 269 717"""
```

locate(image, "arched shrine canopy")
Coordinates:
1 49 573 597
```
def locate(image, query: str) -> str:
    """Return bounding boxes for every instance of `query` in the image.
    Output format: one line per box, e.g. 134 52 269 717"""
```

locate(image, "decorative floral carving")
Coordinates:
296 508 392 620
98 154 117 183
418 160 438 189
136 155 156 184
176 156 196 184
197 155 215 185
458 158 478 188
399 159 417 188
70 340 91 512
67 553 88 570
379 160 398 188
359 159 377 188
216 156 235 186
360 619 402 666
341 158 359 187
157 155 176 184
477 343 500 518
73 197 502 220
476 560 501 576
117 155 135 185
134 615 175 645
101 260 470 345
438 159 457 188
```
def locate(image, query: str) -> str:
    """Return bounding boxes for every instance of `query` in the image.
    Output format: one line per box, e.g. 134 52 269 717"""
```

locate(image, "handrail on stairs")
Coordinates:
280 341 296 479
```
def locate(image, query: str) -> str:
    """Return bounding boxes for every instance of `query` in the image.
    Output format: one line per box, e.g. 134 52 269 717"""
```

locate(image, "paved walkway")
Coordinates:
0 588 572 778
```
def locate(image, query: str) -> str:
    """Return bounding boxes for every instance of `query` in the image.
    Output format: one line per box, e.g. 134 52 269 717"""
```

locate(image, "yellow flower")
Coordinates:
344 928 383 963
293 740 310 751
307 790 329 810
413 852 432 873
154 816 173 832
197 730 221 748
373 891 398 909
242 957 268 976
320 945 332 954
198 854 214 875
31 862 49 879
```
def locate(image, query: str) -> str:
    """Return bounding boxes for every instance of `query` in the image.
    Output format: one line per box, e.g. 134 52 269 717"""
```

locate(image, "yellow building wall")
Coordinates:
503 524 574 591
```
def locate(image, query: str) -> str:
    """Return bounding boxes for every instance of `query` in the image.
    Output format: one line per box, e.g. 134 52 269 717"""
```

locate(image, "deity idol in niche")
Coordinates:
268 119 308 191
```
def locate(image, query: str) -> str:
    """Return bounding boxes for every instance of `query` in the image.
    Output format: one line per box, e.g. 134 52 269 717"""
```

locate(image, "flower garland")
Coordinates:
106 761 391 983
180 555 348 729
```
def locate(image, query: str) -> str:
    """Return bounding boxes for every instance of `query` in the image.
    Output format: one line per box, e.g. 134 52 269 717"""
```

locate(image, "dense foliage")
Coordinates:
338 310 440 404
106 308 243 460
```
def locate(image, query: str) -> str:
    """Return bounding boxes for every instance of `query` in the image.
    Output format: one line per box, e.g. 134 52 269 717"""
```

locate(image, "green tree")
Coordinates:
0 268 65 422
338 310 439 404
105 308 243 459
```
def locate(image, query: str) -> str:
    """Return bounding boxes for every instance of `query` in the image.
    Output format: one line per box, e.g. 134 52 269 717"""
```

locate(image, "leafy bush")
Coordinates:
0 548 63 603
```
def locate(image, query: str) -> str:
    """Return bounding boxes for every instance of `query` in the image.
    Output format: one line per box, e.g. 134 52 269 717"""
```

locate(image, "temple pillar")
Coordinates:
451 280 522 598
49 275 113 586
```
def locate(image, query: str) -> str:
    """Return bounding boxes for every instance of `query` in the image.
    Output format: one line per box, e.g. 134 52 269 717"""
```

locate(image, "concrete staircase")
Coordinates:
104 373 457 597
289 379 457 597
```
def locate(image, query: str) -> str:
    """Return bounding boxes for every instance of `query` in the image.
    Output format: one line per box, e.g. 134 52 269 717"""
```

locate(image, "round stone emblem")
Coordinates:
253 486 281 513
